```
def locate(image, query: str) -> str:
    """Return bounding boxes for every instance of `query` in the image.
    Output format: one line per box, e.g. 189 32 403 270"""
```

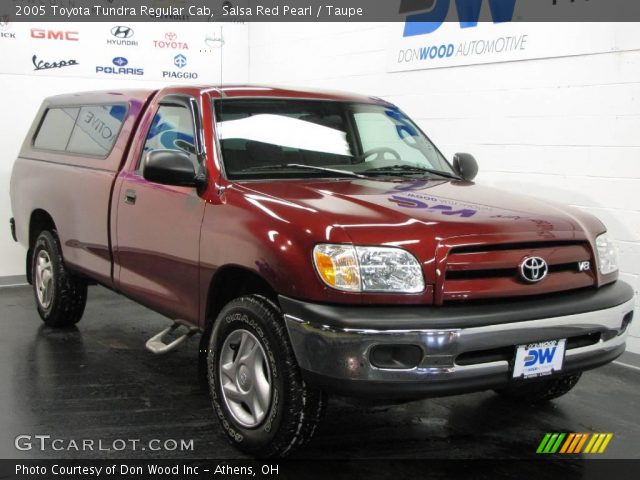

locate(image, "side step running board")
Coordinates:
145 321 200 355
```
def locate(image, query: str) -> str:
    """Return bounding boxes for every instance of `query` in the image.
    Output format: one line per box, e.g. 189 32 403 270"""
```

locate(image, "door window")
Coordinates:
139 105 198 172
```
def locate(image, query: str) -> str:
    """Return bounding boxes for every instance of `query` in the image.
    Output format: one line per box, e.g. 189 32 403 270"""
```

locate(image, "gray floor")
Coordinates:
0 285 638 460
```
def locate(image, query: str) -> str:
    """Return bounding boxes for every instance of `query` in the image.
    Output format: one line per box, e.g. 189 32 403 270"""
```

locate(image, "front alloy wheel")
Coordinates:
208 295 326 457
219 329 272 428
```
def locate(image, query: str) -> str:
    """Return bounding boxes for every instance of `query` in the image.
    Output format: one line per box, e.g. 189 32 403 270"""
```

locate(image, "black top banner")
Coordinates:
2 0 640 22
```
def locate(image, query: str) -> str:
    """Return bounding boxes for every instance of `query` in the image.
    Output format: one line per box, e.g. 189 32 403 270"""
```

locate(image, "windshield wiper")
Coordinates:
363 164 460 180
237 163 367 179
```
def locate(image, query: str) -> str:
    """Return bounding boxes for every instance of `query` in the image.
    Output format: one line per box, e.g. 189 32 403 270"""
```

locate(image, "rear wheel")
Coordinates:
207 295 326 458
495 373 582 403
32 231 88 328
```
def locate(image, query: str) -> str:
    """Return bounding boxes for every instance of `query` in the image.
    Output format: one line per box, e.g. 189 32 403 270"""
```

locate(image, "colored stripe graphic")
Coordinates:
598 434 613 453
536 433 552 453
537 433 613 454
559 433 575 453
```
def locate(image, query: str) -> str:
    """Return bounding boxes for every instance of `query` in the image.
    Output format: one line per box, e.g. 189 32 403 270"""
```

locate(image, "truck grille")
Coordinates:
438 241 596 303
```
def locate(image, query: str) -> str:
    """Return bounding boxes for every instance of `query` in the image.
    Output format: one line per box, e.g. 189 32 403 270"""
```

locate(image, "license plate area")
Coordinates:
513 339 566 379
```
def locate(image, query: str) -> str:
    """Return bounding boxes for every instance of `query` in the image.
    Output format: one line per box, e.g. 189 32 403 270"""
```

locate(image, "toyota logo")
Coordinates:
111 26 133 38
165 32 177 41
519 256 548 283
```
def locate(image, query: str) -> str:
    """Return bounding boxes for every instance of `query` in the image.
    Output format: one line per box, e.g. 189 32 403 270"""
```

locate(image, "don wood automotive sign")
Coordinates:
388 0 640 72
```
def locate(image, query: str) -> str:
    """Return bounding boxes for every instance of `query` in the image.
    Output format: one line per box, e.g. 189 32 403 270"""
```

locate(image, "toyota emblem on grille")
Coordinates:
519 256 548 283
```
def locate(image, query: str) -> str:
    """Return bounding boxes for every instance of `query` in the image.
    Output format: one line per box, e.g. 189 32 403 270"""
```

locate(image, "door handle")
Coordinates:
124 189 137 205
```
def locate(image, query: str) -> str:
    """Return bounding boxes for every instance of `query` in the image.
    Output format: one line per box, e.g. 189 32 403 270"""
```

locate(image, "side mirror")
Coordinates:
143 150 197 187
452 153 478 181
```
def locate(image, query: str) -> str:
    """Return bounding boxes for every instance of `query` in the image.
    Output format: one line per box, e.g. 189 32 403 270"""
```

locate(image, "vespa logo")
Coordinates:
402 0 517 37
519 256 548 283
111 26 134 39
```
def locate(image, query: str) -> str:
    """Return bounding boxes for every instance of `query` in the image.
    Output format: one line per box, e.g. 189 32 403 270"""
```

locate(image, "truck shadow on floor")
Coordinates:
9 321 589 460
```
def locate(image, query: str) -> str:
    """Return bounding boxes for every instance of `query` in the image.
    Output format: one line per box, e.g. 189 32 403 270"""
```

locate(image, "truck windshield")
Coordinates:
213 99 455 180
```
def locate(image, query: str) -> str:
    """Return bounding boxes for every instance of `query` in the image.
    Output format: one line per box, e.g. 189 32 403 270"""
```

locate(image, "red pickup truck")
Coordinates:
10 85 635 457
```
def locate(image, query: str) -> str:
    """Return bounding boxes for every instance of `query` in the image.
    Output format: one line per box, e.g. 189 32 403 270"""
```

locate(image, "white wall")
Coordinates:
0 21 248 280
247 22 640 353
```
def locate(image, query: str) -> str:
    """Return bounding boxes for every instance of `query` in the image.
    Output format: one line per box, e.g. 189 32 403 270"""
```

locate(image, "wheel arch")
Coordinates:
204 265 279 329
26 209 57 284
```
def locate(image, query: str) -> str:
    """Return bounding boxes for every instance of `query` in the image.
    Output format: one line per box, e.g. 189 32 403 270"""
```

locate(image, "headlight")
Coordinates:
313 244 424 293
595 232 618 275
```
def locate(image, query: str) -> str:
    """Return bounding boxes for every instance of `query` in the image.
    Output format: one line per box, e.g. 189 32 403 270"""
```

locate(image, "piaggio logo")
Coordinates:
537 433 613 454
31 29 79 41
163 54 198 80
108 26 138 46
153 32 189 50
401 0 517 37
174 54 187 68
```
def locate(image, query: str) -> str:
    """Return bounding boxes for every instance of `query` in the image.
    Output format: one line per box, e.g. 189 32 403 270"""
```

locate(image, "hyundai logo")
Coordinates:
112 57 128 67
174 54 187 68
519 256 548 283
111 26 133 39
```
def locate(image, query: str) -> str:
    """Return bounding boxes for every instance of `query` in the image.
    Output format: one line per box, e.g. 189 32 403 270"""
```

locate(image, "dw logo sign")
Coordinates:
401 0 518 37
524 346 557 367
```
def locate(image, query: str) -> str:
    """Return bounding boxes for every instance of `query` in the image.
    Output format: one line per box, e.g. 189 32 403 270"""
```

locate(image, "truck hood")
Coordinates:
237 177 603 245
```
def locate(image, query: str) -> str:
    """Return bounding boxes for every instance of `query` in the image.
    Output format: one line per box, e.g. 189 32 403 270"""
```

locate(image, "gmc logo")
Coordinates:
31 29 79 41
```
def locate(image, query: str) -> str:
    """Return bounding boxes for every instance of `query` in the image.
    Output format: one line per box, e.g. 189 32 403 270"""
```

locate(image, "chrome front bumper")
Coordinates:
281 284 635 398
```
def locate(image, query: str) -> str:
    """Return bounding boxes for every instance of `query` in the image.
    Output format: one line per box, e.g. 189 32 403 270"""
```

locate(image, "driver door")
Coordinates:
114 95 205 323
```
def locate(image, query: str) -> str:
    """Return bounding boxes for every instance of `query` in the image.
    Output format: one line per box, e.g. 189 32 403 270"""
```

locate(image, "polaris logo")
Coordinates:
96 57 144 76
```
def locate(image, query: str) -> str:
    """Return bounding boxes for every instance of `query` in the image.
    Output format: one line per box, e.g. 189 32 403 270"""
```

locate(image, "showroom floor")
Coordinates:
1 285 638 463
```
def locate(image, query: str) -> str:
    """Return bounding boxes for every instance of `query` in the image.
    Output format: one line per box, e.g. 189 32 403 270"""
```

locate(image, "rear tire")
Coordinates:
495 373 582 403
32 230 88 328
207 295 326 458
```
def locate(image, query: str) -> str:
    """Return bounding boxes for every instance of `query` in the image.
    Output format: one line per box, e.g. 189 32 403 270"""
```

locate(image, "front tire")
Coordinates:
495 373 582 403
207 295 326 458
32 231 88 328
